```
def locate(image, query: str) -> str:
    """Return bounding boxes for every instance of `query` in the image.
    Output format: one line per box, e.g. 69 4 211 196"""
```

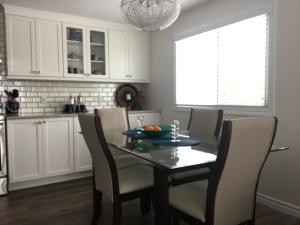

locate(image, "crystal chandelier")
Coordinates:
120 0 181 31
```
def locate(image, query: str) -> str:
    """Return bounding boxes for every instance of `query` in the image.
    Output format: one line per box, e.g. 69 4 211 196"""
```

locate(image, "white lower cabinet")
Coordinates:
74 117 92 172
7 119 43 183
43 118 74 177
7 117 74 183
7 112 160 186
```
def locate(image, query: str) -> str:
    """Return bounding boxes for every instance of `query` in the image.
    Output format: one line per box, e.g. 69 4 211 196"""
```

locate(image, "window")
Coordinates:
175 14 271 112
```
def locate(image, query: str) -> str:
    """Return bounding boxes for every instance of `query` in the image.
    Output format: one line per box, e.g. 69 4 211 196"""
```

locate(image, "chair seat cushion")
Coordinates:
118 165 153 194
114 154 152 169
170 168 211 182
169 180 208 222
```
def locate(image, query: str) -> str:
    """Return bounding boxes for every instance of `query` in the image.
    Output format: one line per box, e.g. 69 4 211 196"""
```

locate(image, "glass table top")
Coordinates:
106 131 289 170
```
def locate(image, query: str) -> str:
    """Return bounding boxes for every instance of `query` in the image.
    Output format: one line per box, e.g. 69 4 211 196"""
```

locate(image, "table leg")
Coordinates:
154 166 170 225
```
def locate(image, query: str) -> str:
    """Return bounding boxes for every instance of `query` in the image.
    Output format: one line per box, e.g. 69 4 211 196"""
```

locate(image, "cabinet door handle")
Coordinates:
43 120 47 124
31 71 37 74
38 121 42 124
37 70 41 74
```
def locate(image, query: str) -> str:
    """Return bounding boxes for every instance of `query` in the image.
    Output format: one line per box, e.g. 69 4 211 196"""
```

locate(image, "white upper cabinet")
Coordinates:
6 15 63 77
109 30 150 82
128 32 150 81
63 23 88 78
43 118 74 177
4 5 150 82
108 29 128 80
62 24 108 80
87 27 108 79
6 15 36 76
35 19 63 77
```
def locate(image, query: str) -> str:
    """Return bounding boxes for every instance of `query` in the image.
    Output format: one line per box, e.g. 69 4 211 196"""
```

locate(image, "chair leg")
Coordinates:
91 191 103 225
140 193 152 215
112 201 122 225
172 211 180 225
247 220 255 225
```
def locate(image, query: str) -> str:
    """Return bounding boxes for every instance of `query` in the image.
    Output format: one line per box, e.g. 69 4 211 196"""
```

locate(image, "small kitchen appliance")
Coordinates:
5 89 20 115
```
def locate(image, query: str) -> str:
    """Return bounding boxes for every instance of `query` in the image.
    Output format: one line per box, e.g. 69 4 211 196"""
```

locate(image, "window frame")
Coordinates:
173 3 277 116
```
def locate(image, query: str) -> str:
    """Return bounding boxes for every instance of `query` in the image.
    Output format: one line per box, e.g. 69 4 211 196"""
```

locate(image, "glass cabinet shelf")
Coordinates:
67 40 82 44
90 42 104 46
68 58 81 61
91 60 104 63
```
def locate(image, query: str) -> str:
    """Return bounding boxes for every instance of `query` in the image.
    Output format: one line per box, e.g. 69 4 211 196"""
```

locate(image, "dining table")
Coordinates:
105 129 289 225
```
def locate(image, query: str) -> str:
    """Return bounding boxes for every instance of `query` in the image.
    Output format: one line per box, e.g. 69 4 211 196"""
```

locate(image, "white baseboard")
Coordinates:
9 171 92 191
257 193 300 218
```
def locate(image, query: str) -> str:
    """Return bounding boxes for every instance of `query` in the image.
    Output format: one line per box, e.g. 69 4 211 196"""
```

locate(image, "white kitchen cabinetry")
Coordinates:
128 111 161 129
63 24 108 80
35 19 63 77
87 27 108 79
74 117 92 172
43 118 74 177
6 15 36 76
7 111 159 187
63 24 88 78
128 32 150 81
6 15 63 77
7 119 43 183
7 117 74 183
109 30 150 82
108 30 128 80
4 5 150 83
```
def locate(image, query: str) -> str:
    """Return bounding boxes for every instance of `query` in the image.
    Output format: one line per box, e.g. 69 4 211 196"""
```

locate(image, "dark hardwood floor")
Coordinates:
0 178 299 225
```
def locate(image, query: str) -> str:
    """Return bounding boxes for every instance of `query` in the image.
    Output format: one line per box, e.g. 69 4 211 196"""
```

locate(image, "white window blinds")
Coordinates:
176 14 269 107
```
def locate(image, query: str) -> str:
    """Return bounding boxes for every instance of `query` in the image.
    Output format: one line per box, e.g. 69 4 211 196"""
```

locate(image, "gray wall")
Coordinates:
146 0 300 207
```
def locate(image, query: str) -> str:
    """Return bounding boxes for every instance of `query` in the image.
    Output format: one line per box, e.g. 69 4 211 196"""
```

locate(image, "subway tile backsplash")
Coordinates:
0 7 136 114
0 81 119 114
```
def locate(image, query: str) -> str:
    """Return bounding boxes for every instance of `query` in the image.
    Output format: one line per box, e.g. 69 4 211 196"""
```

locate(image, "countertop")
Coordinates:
5 110 161 120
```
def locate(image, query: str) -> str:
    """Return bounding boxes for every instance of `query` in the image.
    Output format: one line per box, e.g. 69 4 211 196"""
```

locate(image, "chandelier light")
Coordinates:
120 0 181 31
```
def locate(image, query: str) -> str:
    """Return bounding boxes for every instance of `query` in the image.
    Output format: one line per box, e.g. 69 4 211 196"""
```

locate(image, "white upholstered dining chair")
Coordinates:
170 108 223 186
94 107 150 169
169 117 277 225
78 113 153 225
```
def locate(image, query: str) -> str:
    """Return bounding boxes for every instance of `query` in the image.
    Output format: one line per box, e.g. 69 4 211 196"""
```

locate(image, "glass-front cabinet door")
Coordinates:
63 24 87 78
87 27 108 79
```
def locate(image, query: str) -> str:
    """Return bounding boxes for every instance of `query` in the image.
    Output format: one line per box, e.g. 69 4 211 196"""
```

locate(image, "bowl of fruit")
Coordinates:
140 125 172 137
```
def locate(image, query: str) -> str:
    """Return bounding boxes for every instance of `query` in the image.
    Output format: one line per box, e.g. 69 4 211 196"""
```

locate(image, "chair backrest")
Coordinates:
187 108 223 138
78 113 119 202
206 117 277 225
94 107 129 138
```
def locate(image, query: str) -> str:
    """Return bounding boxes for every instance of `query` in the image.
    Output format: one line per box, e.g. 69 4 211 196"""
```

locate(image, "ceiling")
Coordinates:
0 0 207 23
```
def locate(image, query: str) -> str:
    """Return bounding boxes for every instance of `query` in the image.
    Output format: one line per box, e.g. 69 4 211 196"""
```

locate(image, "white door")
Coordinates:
43 118 74 177
74 118 92 172
63 23 88 78
87 27 108 79
128 32 150 81
35 19 63 77
7 119 43 183
108 29 128 80
6 15 36 76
